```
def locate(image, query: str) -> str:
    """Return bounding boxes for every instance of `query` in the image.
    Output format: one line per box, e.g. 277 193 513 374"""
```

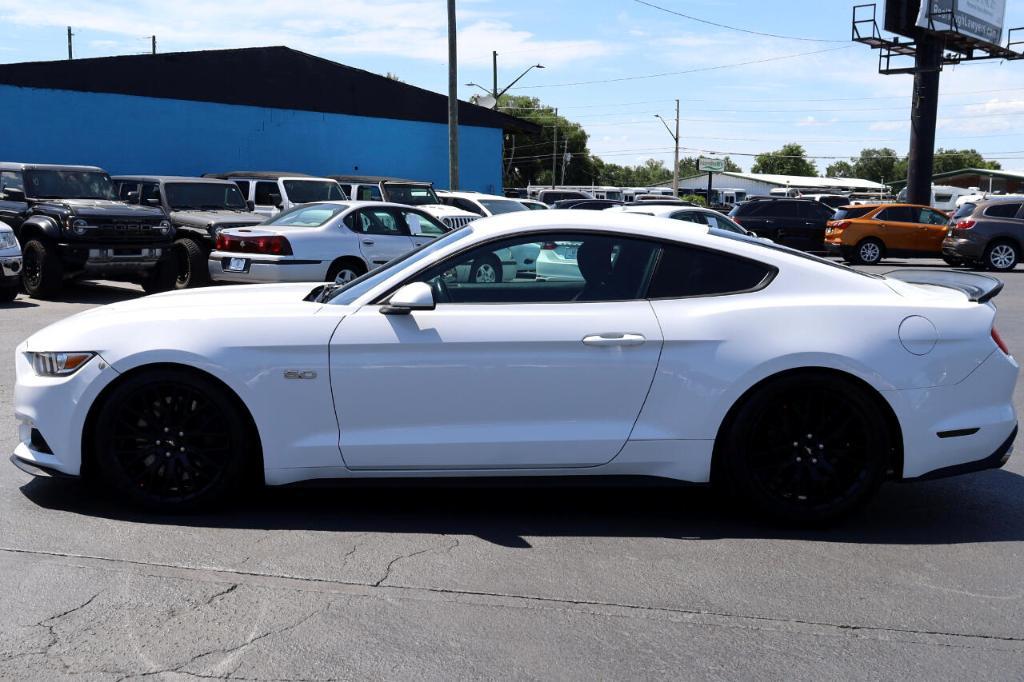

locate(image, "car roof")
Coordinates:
113 175 238 185
290 200 432 210
0 162 105 172
438 191 512 201
203 171 315 180
330 175 419 184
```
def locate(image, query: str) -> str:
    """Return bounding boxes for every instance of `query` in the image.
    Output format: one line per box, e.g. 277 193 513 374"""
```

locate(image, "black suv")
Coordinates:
114 176 264 288
728 197 835 252
0 163 174 298
942 197 1024 272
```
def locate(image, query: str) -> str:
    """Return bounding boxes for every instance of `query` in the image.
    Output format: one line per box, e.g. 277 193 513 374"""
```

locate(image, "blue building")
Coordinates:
0 46 535 193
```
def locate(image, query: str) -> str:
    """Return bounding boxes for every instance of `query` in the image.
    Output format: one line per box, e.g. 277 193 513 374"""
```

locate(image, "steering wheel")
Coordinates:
430 275 452 304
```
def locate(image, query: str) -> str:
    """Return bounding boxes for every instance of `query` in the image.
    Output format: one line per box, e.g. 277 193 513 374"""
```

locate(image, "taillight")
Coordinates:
832 220 849 229
993 327 1011 356
541 242 558 250
956 219 976 230
215 233 293 255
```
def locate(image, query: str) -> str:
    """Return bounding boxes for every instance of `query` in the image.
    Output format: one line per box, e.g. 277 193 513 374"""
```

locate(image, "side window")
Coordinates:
1 170 24 197
233 180 251 199
353 208 409 236
117 182 139 200
356 185 383 201
647 245 773 298
985 203 1023 219
877 207 913 223
670 211 698 223
141 183 160 203
405 233 660 304
918 209 947 225
403 210 446 236
454 198 485 216
254 181 279 206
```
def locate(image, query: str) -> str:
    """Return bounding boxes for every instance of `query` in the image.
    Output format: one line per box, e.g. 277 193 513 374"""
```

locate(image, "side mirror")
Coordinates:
145 197 162 207
3 188 26 202
380 282 435 315
269 193 283 209
125 191 140 204
246 200 255 212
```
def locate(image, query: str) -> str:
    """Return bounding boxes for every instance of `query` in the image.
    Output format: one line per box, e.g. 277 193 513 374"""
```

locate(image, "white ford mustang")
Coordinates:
11 212 1019 522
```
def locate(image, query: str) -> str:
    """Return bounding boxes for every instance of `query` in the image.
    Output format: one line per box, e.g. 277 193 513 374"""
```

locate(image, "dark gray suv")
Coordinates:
942 198 1024 272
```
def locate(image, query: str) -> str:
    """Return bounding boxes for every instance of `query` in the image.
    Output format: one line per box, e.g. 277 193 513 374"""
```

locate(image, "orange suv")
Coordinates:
824 204 950 265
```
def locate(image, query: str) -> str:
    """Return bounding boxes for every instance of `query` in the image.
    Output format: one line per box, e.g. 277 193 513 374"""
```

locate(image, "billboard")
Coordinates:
917 0 1007 45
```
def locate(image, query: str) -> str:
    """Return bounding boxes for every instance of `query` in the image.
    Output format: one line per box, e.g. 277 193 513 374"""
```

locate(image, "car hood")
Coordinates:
22 283 332 353
38 199 167 219
170 210 265 228
418 204 478 218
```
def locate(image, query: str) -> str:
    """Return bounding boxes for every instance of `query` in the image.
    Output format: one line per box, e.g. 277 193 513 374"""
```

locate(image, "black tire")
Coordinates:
172 237 209 289
942 256 965 267
469 254 502 283
983 240 1019 272
21 239 63 299
718 373 891 524
326 259 366 284
0 285 17 302
92 368 256 511
850 238 884 266
140 257 177 294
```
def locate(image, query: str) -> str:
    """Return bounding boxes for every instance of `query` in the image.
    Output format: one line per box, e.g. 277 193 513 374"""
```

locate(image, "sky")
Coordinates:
0 0 1023 175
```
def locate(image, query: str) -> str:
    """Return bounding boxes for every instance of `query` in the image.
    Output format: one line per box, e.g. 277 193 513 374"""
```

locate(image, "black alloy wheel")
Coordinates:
21 239 63 298
720 374 889 524
93 370 253 510
173 238 209 289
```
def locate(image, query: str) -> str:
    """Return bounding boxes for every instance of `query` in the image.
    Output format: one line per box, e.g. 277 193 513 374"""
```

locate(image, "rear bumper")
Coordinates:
905 425 1015 481
942 235 985 260
208 252 326 283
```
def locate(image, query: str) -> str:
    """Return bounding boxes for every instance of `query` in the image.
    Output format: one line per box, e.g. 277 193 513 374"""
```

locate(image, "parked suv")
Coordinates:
205 172 347 217
824 203 949 265
332 176 480 230
0 163 174 298
0 220 22 302
728 198 834 252
942 198 1024 272
114 176 265 288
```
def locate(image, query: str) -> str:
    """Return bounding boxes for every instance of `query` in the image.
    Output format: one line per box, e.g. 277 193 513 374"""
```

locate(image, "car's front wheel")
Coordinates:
718 372 891 524
21 239 64 299
984 241 1019 272
92 369 256 511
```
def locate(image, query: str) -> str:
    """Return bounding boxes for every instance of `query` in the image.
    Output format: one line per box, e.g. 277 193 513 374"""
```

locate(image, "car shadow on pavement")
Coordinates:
19 468 1024 548
57 282 147 305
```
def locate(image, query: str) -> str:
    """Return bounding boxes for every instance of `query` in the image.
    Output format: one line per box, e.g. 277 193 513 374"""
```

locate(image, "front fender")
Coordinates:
20 215 62 241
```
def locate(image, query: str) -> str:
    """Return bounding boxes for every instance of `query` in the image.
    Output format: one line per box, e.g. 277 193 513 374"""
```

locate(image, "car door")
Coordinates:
770 201 805 249
345 206 416 269
328 231 665 470
253 180 281 216
874 206 917 252
0 171 29 230
914 208 951 253
401 208 447 248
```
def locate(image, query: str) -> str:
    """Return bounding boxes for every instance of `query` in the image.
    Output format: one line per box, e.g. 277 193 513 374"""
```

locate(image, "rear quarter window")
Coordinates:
833 206 874 220
647 244 774 298
984 203 1023 219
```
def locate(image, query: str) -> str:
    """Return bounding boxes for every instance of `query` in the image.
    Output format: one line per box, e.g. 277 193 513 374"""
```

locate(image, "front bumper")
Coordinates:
1 253 22 281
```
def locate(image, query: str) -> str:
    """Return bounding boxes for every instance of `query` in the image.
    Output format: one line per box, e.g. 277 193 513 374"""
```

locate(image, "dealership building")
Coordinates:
0 46 535 193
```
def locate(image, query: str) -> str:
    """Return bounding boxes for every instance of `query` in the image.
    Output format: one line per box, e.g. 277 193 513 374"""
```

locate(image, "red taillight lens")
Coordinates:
541 242 558 250
993 327 1011 356
216 233 293 255
956 219 976 230
832 220 849 229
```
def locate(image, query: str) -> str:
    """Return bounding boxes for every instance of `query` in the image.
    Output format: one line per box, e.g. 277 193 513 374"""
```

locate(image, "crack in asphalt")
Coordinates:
2 544 1022 649
0 591 103 667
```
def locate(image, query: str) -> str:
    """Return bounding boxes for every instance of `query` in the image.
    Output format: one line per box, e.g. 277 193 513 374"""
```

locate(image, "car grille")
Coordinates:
91 219 165 241
442 216 476 230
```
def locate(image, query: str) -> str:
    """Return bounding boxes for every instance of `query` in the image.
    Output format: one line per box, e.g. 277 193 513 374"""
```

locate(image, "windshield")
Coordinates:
952 203 976 220
24 170 117 200
325 227 474 305
383 183 440 206
165 182 247 210
480 199 528 215
267 203 349 228
282 180 347 203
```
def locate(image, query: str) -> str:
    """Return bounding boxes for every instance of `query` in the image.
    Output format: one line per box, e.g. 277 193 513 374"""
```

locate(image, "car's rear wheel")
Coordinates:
21 239 63 299
92 369 255 511
719 373 890 524
326 259 366 284
469 255 501 283
851 238 884 266
984 241 1019 272
173 237 209 289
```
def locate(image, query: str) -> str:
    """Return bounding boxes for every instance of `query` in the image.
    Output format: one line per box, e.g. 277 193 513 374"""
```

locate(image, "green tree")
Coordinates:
826 160 854 178
932 148 1002 174
497 95 596 188
750 143 817 176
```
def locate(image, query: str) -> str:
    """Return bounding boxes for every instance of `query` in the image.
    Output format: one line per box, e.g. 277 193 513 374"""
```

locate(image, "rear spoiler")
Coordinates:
885 269 1003 303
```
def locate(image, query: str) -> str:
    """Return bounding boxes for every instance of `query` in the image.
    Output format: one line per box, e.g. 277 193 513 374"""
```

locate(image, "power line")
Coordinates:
632 0 846 43
514 44 855 89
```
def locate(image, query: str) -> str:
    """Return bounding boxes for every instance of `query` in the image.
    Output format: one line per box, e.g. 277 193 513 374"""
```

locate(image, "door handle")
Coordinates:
582 333 646 347
362 238 375 245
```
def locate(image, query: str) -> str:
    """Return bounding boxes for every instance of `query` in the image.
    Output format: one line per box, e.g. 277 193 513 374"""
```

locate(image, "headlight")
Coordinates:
0 231 16 249
71 218 89 236
27 352 96 377
158 220 172 235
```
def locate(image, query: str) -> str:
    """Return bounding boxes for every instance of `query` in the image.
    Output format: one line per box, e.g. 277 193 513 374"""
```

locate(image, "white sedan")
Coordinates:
12 212 1019 523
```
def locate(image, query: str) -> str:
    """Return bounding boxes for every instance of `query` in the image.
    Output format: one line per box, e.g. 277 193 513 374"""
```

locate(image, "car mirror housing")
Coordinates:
381 282 435 315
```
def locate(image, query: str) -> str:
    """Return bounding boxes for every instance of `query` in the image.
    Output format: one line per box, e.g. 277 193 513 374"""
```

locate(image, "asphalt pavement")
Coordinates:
1 261 1023 680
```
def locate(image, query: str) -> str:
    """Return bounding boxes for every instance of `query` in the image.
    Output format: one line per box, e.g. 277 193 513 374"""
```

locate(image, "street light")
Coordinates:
655 100 680 198
467 53 545 107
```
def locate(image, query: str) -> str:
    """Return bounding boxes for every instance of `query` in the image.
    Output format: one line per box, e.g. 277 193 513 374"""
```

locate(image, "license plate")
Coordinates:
226 257 248 272
562 246 578 260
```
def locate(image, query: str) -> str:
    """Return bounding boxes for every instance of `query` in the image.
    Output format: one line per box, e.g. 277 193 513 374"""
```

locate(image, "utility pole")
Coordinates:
67 27 73 60
550 108 558 189
655 99 680 197
561 139 569 185
492 50 498 100
446 0 459 190
151 36 157 55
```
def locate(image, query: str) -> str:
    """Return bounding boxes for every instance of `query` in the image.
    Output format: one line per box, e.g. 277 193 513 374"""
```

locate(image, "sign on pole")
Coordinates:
698 157 725 173
917 0 1007 46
